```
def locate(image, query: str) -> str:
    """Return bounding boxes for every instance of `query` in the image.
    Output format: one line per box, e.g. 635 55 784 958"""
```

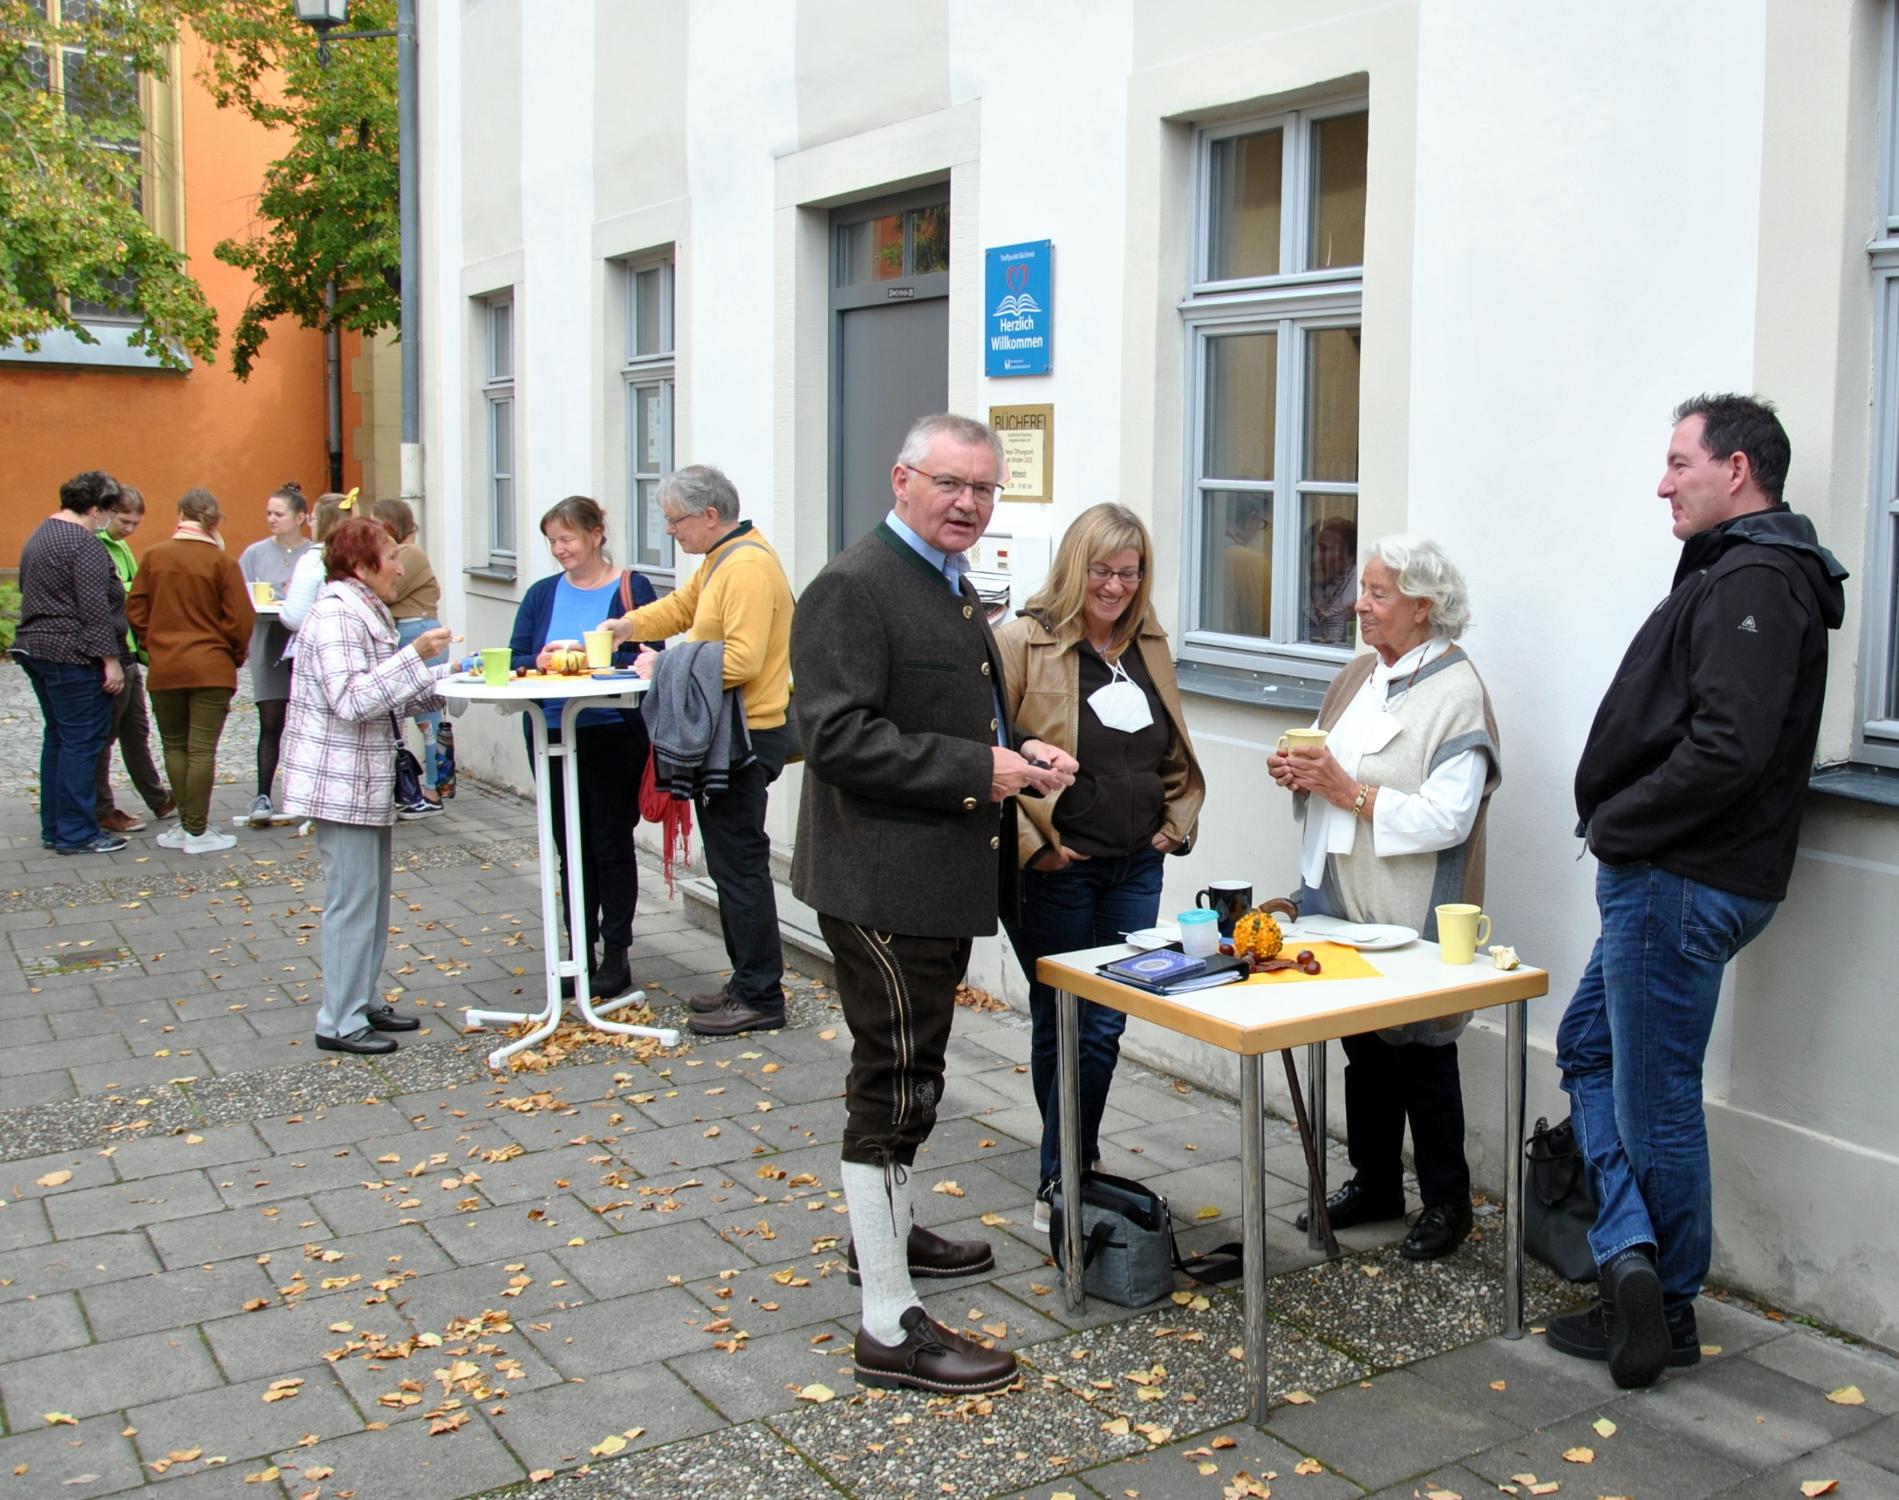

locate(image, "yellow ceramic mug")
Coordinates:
250 581 275 606
1277 727 1328 754
583 628 614 669
1436 903 1492 965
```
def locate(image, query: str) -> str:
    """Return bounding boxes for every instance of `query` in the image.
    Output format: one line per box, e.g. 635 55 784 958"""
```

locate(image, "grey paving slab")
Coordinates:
1843 1410 1899 1471
1082 1419 1364 1500
554 1217 750 1299
1742 1325 1899 1412
0 1229 162 1302
518 1283 720 1375
79 1256 280 1341
0 1144 119 1198
252 1102 413 1153
1361 1461 1495 1499
199 1291 415 1382
1260 1367 1529 1491
386 1250 579 1331
1409 1324 1644 1430
488 1358 726 1473
126 1363 361 1468
45 1168 224 1239
423 1192 615 1266
103 1123 271 1181
666 1318 858 1422
0 1031 130 1079
145 1196 332 1269
1617 1345 1883 1469
0 1069 78 1105
211 1141 411 1209
271 1403 525 1500
323 1317 569 1425
0 1324 224 1421
72 1053 216 1096
1464 1401 1750 1499
0 1290 91 1363
136 1463 293 1498
681 1255 861 1338
0 1409 146 1497
0 1197 51 1251
1712 1443 1899 1496
1692 1292 1805 1356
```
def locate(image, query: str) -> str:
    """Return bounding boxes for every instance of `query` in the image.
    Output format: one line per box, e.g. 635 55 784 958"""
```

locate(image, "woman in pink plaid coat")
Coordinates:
283 518 457 1055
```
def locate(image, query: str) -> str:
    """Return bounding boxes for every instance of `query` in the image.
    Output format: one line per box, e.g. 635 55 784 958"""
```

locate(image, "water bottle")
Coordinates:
437 717 456 799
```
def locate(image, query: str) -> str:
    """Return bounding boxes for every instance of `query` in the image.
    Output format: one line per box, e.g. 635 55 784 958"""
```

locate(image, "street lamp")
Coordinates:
292 0 422 505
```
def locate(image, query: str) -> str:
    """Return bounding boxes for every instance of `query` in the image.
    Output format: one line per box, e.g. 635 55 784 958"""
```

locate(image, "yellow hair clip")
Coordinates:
339 487 359 512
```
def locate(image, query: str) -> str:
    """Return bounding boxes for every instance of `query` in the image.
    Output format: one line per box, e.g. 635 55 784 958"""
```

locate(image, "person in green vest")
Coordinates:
94 485 174 833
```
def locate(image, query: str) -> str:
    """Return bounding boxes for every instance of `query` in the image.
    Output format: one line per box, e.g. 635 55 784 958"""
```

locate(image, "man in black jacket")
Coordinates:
1548 394 1847 1390
793 412 1075 1395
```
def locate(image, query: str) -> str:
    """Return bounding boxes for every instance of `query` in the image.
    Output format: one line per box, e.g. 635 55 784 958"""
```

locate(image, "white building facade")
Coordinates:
419 0 1899 1345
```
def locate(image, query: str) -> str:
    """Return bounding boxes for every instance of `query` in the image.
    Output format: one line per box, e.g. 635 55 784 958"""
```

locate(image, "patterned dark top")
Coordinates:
15 516 127 664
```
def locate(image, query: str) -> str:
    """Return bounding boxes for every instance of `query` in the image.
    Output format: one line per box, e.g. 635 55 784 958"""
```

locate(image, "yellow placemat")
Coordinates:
1239 941 1382 984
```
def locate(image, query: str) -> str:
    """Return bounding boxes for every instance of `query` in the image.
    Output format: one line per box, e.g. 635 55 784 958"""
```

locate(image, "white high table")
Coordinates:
1037 938 1548 1425
439 672 681 1067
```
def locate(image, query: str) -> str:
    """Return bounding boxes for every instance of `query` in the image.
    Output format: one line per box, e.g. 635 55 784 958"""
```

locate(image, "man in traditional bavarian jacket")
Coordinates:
792 413 1076 1395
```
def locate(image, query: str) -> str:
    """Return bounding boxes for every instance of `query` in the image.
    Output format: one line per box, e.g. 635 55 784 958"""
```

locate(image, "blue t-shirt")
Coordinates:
542 575 623 730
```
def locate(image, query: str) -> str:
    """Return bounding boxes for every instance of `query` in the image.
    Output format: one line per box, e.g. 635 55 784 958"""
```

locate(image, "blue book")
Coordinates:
1098 949 1205 986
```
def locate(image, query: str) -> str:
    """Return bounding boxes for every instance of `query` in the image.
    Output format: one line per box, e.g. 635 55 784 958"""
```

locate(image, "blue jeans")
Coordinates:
20 655 114 850
395 618 445 790
1556 862 1775 1309
1004 845 1165 1191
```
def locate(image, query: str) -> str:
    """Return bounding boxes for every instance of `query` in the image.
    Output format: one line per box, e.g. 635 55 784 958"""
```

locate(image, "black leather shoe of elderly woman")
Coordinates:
364 1004 420 1032
1398 1200 1474 1261
316 1028 398 1055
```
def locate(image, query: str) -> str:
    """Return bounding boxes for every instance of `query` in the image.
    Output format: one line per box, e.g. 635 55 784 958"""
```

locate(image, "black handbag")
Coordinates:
391 715 424 806
1524 1115 1599 1283
1048 1169 1242 1307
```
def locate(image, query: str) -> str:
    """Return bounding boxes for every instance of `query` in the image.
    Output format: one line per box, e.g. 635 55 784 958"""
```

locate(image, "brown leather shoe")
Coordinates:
152 796 177 820
99 808 145 833
847 1223 996 1285
687 998 786 1036
688 988 730 1014
853 1306 1018 1394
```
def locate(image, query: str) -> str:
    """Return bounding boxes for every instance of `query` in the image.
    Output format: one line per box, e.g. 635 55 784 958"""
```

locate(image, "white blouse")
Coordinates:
1297 638 1487 891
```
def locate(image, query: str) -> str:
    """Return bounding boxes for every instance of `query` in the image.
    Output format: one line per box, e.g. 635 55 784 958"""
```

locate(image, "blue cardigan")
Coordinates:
508 569 665 737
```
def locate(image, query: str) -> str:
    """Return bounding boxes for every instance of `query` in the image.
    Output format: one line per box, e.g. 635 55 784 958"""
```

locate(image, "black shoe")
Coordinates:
559 948 598 1001
1295 1178 1406 1232
1545 1298 1701 1369
591 943 632 1000
1399 1200 1473 1261
1601 1245 1669 1388
847 1223 997 1285
688 998 787 1037
853 1306 1018 1395
316 1027 398 1055
56 832 128 855
364 1003 420 1032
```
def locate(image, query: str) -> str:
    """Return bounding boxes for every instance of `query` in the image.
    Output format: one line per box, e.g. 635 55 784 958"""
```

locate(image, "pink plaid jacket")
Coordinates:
281 579 447 826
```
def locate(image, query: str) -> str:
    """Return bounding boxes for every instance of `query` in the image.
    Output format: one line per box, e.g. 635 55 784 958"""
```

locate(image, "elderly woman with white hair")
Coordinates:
1269 534 1501 1262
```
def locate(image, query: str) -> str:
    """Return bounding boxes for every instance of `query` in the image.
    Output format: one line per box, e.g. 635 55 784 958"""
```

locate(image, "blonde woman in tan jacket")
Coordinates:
994 502 1206 1232
126 489 254 854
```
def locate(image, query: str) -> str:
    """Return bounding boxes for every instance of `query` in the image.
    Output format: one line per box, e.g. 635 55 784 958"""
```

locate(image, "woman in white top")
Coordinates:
236 482 312 822
1268 535 1501 1263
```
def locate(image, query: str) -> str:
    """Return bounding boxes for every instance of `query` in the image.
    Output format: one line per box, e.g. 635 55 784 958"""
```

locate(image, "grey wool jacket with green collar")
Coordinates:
791 522 1027 938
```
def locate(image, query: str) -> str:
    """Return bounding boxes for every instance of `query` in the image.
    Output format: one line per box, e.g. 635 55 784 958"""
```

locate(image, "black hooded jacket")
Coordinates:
1574 507 1848 901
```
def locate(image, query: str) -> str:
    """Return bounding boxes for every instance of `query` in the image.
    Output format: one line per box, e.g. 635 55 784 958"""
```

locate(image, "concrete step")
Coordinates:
677 849 836 987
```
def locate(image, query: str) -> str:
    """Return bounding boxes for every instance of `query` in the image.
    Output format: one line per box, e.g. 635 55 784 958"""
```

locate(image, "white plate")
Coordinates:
1125 925 1180 950
1283 917 1420 951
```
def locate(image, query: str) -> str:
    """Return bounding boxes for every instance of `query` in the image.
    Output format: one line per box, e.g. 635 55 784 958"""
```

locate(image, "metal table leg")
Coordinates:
1058 986 1085 1313
1241 1053 1269 1424
1305 1040 1328 1251
1503 998 1527 1337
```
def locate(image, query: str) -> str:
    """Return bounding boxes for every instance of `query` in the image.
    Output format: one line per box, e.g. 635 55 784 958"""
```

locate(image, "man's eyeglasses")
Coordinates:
905 466 999 504
1086 563 1144 585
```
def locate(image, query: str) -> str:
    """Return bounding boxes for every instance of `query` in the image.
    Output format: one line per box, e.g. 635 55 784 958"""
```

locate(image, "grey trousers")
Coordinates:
315 820 393 1038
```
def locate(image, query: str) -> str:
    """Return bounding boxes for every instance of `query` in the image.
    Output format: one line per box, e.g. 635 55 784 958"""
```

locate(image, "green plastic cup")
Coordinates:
480 648 512 687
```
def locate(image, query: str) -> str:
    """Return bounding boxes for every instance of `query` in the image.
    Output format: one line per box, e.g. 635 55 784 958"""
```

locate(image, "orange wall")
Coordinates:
0 33 366 567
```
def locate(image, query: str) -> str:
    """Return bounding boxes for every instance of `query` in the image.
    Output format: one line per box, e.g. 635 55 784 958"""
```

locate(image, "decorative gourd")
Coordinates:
1231 897 1300 961
548 649 588 674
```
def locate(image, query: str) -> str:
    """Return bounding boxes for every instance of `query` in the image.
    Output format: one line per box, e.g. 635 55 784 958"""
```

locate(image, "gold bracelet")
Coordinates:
1352 783 1370 819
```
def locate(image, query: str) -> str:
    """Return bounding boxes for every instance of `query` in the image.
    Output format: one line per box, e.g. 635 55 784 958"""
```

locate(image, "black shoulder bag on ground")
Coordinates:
1048 1169 1243 1307
1524 1114 1599 1283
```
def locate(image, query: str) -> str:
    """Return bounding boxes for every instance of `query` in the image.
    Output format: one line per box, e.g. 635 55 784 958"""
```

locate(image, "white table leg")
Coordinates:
1241 1053 1269 1424
1502 997 1527 1337
1057 985 1085 1313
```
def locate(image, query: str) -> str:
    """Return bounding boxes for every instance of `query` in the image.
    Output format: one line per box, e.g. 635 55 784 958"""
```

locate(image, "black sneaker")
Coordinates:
1545 1298 1700 1369
397 799 444 821
1601 1245 1669 1388
56 833 129 855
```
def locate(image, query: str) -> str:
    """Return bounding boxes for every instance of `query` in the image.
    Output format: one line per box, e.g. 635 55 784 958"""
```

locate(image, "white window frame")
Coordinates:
621 256 676 578
482 295 516 569
1859 4 1899 768
1179 97 1366 681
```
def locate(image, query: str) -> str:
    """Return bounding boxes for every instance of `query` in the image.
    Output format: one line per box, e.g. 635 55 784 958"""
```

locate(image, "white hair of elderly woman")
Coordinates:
1367 535 1472 640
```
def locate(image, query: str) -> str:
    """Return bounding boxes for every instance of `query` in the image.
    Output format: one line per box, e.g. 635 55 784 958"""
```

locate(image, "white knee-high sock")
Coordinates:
843 1158 921 1345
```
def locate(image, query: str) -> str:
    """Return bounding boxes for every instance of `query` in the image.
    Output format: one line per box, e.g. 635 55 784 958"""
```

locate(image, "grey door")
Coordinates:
831 191 950 552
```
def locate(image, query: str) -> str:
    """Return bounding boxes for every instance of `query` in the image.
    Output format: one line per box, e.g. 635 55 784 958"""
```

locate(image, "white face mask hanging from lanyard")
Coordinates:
1086 653 1154 734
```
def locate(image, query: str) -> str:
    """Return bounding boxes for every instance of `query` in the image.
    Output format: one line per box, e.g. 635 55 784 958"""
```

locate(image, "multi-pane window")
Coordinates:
1183 101 1366 668
1864 8 1899 765
622 258 675 572
483 297 516 564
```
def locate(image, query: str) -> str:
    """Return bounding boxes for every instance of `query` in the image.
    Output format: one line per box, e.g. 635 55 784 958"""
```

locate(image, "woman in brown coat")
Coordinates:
127 489 254 854
994 502 1206 1232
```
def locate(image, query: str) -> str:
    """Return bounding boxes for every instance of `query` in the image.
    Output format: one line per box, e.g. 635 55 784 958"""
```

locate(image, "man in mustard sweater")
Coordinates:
609 465 796 1035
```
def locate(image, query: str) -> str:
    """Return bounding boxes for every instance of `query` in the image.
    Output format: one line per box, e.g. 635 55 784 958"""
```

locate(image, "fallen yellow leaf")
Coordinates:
35 1171 72 1189
1561 1444 1593 1463
1826 1385 1866 1406
1294 1457 1324 1474
589 1434 626 1457
1489 1379 1508 1391
243 1467 278 1484
1195 1205 1221 1220
1282 1389 1315 1405
1800 1485 1839 1499
932 1180 965 1197
42 1413 77 1427
1210 1435 1238 1450
979 1212 1009 1227
797 1383 835 1403
1593 1416 1617 1438
1100 1417 1129 1436
529 1470 555 1483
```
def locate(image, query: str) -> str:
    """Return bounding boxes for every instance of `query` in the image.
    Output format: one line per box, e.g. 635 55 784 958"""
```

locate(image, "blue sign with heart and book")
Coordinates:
984 239 1052 377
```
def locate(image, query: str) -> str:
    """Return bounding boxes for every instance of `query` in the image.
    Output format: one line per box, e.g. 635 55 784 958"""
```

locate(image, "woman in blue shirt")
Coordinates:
509 496 659 1001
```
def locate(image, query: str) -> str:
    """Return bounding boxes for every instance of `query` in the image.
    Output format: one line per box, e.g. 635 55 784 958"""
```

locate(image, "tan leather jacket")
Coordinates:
994 610 1206 869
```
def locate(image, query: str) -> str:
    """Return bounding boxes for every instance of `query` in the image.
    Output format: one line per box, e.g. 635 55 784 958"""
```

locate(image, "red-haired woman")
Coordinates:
281 518 455 1055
